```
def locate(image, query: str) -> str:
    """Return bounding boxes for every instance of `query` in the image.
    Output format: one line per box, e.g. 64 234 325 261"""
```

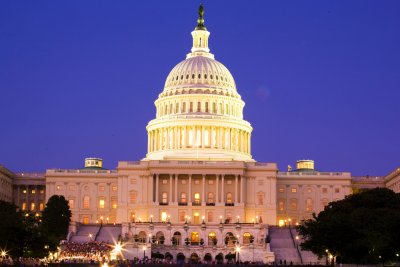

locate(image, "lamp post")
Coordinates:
235 244 241 263
142 245 146 260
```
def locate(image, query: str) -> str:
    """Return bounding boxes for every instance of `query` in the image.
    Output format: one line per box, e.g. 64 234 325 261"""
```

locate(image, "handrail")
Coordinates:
94 222 103 242
288 224 303 264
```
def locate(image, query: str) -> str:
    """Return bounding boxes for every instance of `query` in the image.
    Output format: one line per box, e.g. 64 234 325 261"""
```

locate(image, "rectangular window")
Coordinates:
194 179 200 185
181 179 187 185
197 101 201 111
207 211 213 222
99 199 105 209
208 179 214 185
322 188 328 194
335 188 340 193
227 180 232 185
306 198 313 212
131 179 137 185
257 180 264 186
40 189 44 194
83 217 89 224
68 199 74 209
30 203 35 211
278 187 285 193
278 201 285 212
99 185 105 191
161 211 167 222
290 200 298 211
112 185 117 191
22 202 27 210
83 196 90 209
56 185 61 191
162 179 168 184
180 192 187 203
23 189 27 194
31 189 36 194
39 203 44 211
69 185 76 191
111 197 117 209
179 211 186 222
291 188 297 193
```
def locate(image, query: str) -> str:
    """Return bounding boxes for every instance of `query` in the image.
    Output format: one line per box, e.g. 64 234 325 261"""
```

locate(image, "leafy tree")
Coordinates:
298 188 400 264
40 195 71 251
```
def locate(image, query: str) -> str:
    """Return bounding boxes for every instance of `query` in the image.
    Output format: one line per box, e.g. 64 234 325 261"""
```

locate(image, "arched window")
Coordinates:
257 192 265 205
212 102 216 113
130 191 137 204
197 102 201 112
182 102 186 112
306 198 313 212
155 231 165 244
205 102 209 112
173 231 182 245
243 232 254 245
191 232 200 244
190 102 193 112
161 192 168 204
226 192 233 204
207 192 214 204
193 192 200 205
138 231 147 243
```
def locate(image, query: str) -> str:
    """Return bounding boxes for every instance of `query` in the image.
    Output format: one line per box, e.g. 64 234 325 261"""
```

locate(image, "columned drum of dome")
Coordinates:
146 6 253 162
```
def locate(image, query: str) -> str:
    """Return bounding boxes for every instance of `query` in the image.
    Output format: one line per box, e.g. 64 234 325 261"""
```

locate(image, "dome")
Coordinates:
163 56 237 95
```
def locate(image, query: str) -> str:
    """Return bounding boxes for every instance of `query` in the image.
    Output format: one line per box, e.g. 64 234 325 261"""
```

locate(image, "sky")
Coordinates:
0 1 399 176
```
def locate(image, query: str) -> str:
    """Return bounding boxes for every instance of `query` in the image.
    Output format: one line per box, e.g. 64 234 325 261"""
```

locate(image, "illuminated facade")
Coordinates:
2 5 398 263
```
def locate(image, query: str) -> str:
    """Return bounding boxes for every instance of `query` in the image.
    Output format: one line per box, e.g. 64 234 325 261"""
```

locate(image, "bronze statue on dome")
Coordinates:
196 4 206 30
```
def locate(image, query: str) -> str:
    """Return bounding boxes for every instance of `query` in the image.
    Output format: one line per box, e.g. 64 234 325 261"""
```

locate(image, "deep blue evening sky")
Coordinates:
1 1 399 175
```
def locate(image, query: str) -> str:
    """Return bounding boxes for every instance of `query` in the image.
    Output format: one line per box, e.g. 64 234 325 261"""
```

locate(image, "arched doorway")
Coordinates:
208 232 217 245
190 253 200 263
243 232 254 245
191 231 200 245
204 253 212 263
177 252 185 263
155 231 165 244
138 231 147 243
215 253 224 264
225 232 236 246
173 231 182 245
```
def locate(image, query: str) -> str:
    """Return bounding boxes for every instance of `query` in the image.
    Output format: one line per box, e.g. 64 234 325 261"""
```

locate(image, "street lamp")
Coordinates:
295 235 299 249
235 245 241 263
88 233 93 242
0 250 7 259
142 245 146 260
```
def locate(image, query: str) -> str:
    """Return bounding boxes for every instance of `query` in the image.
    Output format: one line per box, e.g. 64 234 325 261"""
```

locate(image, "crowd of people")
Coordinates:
58 241 113 263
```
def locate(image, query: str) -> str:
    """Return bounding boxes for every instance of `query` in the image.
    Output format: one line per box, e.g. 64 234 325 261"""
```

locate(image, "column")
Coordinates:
147 132 151 152
240 176 244 204
201 126 205 148
202 175 206 204
235 175 238 203
221 175 225 203
188 175 192 203
155 174 159 203
175 174 178 203
169 174 173 203
216 175 219 203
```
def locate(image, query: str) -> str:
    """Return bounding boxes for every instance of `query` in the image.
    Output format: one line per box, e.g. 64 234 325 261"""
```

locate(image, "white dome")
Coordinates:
163 56 237 95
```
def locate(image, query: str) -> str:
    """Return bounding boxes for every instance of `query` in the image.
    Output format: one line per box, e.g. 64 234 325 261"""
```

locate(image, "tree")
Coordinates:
40 195 71 251
298 188 400 265
0 201 25 257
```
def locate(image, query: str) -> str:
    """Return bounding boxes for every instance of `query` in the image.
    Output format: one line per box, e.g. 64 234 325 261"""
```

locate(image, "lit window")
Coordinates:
194 193 200 204
181 179 187 185
180 192 187 203
278 187 285 193
112 185 117 191
83 196 90 209
226 193 233 204
194 179 200 185
99 199 105 209
23 189 27 194
227 179 232 185
99 186 105 191
306 198 313 212
68 199 74 209
291 188 297 193
30 203 35 211
130 191 137 204
40 189 44 194
83 217 89 224
162 179 168 184
161 211 167 222
307 188 312 193
39 203 44 211
56 185 61 191
278 200 285 212
111 197 117 209
22 202 27 210
208 179 214 185
31 190 35 194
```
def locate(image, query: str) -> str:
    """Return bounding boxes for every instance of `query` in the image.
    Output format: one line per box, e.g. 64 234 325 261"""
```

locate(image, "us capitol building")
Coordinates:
1 5 399 263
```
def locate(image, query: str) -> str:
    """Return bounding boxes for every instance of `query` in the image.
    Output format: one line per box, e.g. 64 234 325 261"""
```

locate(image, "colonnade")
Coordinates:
147 126 251 154
152 174 245 205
